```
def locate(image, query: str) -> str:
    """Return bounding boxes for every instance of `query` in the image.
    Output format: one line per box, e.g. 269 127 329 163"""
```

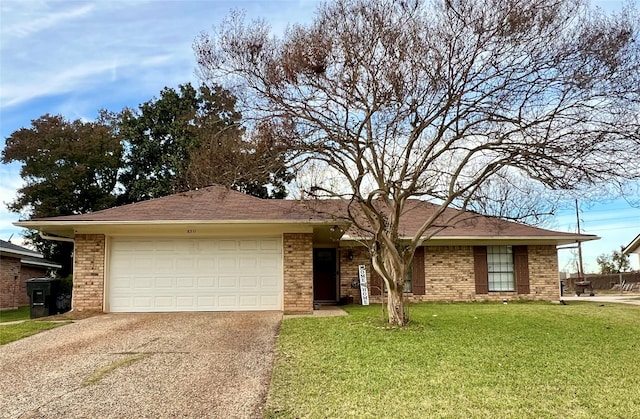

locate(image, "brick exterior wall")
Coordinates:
0 256 22 310
527 245 560 300
338 246 371 305
339 244 560 303
1 255 54 310
73 234 106 312
420 246 476 301
283 233 313 313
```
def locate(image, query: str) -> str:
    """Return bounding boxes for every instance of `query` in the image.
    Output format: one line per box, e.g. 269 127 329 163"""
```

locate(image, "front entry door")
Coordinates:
313 248 337 302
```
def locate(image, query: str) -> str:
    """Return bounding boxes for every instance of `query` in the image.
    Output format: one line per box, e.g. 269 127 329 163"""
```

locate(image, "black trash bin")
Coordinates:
26 278 62 319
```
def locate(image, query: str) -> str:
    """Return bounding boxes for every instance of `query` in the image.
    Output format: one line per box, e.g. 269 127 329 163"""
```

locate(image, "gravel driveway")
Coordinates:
0 312 282 418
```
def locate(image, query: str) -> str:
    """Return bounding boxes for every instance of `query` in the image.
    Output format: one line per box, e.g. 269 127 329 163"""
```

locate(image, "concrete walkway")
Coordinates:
561 294 640 306
284 305 349 319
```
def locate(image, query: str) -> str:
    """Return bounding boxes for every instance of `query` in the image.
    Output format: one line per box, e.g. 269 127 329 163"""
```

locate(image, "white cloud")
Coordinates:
0 164 26 241
1 3 95 38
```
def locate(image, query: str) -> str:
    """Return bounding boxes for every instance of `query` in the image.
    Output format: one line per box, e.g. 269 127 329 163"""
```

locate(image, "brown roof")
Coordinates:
302 199 593 240
19 185 595 242
30 185 337 223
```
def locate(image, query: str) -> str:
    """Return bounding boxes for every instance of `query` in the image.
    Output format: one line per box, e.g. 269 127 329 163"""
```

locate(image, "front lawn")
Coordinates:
0 306 30 323
0 321 68 345
266 302 640 418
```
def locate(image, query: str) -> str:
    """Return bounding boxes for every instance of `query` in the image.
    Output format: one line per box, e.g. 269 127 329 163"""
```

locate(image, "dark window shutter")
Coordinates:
370 269 382 295
412 246 425 295
513 245 530 294
474 246 489 294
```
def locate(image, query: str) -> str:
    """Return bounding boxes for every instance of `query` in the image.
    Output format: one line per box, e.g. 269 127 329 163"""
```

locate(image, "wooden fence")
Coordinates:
563 272 640 291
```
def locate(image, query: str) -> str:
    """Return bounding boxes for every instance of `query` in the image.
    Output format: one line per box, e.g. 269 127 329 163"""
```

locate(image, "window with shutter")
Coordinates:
513 245 530 294
487 246 515 292
474 246 489 294
411 246 425 295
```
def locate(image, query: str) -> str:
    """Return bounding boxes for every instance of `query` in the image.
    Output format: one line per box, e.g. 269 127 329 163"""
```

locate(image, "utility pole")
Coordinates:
575 199 585 278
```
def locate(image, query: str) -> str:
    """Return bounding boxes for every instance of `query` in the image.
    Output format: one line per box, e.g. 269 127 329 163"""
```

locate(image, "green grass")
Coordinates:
265 302 640 418
0 321 68 345
0 306 30 323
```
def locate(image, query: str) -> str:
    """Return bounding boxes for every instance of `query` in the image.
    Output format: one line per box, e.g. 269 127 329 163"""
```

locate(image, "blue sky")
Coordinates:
1 0 638 272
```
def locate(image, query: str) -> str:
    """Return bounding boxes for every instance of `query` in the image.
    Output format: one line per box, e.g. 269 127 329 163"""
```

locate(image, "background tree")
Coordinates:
195 0 640 325
596 246 632 274
119 83 290 203
1 112 122 276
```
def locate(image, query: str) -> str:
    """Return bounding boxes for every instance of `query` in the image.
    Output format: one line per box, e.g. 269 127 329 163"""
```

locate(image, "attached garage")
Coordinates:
108 237 283 312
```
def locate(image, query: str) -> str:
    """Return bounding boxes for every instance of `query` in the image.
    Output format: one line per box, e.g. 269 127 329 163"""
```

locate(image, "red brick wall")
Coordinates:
283 233 313 313
0 256 22 310
72 234 106 312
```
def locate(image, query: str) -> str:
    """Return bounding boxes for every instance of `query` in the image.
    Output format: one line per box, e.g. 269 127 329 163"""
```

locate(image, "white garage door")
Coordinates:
108 237 282 312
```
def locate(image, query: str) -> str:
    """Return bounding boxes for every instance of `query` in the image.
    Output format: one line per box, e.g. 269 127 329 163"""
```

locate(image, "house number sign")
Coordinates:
358 265 369 306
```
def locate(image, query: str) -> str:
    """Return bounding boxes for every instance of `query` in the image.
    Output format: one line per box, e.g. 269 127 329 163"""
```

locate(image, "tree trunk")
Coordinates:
386 286 407 326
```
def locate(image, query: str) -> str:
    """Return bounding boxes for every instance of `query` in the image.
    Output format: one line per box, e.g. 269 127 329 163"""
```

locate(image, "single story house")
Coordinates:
14 185 597 314
0 239 62 310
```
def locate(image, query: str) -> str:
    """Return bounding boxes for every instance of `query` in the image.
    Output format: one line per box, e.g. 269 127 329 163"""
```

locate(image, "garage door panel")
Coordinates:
218 295 238 308
197 258 216 270
133 296 153 309
239 239 258 250
134 277 153 289
239 295 258 307
218 240 238 251
218 256 237 270
259 256 280 269
176 296 195 308
153 277 172 288
176 276 195 288
197 277 216 287
239 276 258 288
239 256 258 269
109 237 282 312
219 276 237 288
261 276 279 287
196 240 218 253
155 296 174 309
260 238 280 251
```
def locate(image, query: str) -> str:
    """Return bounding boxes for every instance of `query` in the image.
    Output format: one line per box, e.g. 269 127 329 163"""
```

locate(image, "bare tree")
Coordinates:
195 0 640 325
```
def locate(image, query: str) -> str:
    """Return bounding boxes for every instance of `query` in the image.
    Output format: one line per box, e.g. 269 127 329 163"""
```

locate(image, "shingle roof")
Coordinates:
17 185 595 242
302 199 592 240
0 239 42 258
30 185 337 223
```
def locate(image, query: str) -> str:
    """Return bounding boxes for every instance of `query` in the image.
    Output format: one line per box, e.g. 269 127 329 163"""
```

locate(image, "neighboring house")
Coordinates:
0 239 62 310
14 186 597 314
623 233 640 264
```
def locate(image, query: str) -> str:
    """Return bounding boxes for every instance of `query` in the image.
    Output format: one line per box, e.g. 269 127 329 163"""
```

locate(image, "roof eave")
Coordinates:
340 234 600 245
14 219 344 227
623 233 640 255
21 259 62 269
0 248 44 259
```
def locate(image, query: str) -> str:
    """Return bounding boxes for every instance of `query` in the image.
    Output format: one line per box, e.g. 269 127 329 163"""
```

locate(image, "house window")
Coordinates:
380 264 412 293
403 264 412 293
487 246 515 291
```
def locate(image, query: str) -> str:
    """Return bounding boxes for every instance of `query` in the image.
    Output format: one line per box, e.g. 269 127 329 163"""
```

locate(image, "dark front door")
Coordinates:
313 248 337 302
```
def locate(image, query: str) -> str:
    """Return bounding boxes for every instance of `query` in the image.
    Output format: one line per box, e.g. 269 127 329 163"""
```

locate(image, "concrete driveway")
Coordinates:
0 312 282 418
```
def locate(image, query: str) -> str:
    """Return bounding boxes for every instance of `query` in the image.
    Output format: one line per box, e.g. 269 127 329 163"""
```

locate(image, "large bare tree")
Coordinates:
195 0 640 325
